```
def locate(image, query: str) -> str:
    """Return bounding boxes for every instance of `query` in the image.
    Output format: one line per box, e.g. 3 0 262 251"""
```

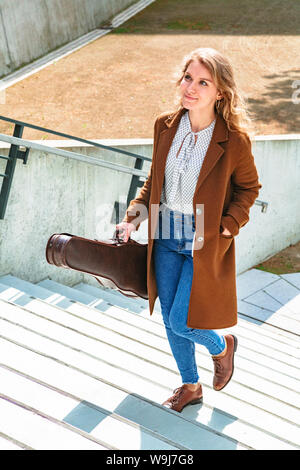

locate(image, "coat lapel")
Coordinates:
154 107 229 203
193 112 229 199
154 108 185 197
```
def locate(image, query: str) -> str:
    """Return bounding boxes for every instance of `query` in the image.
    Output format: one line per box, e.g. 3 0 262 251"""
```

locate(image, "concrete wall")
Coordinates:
0 0 137 78
242 135 300 273
0 138 152 287
0 135 299 288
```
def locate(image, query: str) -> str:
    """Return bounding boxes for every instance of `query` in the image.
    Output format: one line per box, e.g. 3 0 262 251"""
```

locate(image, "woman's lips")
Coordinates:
185 94 198 101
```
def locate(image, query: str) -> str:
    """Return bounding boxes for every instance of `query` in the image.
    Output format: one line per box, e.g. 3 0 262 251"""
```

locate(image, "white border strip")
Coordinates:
111 0 156 28
0 138 153 149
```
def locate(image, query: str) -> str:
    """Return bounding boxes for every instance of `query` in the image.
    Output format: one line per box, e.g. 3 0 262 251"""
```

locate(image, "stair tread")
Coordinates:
0 274 299 450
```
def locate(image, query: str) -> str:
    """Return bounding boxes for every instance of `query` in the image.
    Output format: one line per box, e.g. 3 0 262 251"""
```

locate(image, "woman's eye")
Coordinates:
184 75 207 86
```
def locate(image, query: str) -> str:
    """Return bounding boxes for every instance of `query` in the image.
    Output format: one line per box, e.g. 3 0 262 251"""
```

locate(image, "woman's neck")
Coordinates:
188 109 216 133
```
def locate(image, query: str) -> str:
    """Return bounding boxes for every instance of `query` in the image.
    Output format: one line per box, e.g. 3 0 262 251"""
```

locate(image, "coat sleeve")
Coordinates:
221 134 262 236
122 116 160 230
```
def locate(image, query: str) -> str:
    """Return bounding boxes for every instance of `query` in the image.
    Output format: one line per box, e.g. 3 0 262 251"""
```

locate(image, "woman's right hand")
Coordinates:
115 222 136 242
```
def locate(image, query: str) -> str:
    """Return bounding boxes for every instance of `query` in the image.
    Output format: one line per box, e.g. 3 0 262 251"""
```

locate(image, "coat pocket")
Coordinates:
218 231 233 257
219 222 234 239
219 231 234 239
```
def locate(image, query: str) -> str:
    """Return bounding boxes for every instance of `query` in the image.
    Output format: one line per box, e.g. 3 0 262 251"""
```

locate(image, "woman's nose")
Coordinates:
187 82 197 94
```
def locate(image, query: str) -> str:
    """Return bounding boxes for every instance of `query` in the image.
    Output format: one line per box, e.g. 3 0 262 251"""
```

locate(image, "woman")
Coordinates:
116 47 262 412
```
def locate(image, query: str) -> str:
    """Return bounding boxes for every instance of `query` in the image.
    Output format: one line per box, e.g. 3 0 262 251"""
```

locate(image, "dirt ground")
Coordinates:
0 0 299 140
0 0 299 272
253 240 300 275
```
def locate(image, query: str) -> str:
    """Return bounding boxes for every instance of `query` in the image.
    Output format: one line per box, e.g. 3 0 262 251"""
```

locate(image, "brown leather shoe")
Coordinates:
212 334 238 391
162 383 203 412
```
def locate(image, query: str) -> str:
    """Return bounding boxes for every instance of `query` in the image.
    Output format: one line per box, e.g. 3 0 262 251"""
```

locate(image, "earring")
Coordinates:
216 99 222 113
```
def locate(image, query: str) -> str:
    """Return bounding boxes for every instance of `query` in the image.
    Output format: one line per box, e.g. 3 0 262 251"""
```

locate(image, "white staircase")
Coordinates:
0 272 299 450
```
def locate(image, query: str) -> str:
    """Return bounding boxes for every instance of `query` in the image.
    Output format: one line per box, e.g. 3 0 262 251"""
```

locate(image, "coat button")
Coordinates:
196 208 202 215
197 236 203 242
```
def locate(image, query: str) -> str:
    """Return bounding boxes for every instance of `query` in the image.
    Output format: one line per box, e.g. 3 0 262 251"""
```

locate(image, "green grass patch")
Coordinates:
112 25 144 34
254 261 296 275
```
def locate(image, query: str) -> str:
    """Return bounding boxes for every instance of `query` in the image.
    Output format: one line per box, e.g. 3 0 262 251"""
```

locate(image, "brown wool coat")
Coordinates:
123 107 262 329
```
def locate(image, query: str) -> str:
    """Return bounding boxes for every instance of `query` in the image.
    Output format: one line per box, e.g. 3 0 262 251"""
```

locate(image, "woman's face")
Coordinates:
179 59 222 113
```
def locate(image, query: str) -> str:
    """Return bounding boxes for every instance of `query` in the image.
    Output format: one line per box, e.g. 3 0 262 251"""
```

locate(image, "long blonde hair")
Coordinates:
172 47 255 140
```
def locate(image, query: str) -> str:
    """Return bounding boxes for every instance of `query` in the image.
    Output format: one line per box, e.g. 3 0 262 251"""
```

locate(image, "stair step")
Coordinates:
0 434 27 450
74 280 159 313
0 274 76 309
0 274 299 449
0 295 299 449
1 274 298 347
73 283 300 358
0 365 180 450
0 299 249 450
1 279 299 381
1 296 299 422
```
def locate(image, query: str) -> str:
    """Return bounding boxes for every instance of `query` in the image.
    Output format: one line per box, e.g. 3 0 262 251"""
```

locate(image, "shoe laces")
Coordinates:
213 358 223 373
169 386 185 404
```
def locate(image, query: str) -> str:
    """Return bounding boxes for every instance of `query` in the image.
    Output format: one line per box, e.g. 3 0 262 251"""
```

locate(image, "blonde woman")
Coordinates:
116 48 262 412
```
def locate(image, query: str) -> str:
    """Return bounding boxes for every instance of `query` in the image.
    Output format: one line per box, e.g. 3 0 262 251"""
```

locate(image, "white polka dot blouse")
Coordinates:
160 110 216 214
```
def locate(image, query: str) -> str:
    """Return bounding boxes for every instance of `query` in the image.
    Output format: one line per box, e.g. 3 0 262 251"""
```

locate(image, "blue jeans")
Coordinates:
153 205 226 384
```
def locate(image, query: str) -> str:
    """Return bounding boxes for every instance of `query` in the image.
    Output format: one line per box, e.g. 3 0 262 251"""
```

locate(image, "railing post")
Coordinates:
0 123 24 219
127 157 145 207
112 157 146 224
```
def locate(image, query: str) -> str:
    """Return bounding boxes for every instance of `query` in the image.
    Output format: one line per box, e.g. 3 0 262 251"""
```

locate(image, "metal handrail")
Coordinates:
0 115 152 162
0 133 148 178
0 115 152 219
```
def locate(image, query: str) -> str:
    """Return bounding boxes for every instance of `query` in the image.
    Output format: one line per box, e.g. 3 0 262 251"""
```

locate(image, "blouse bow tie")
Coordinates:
168 130 200 203
177 131 198 174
